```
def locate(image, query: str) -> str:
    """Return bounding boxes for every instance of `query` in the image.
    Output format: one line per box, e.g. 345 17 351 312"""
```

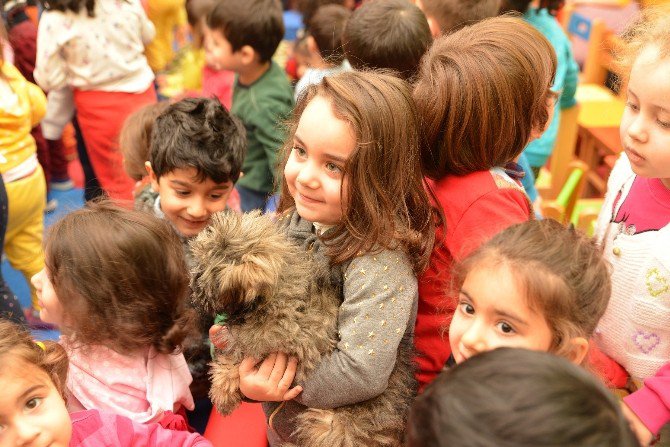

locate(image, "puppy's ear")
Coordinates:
218 253 281 309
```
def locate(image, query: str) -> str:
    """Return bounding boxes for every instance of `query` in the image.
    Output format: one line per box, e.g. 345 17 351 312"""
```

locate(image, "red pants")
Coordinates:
74 86 156 202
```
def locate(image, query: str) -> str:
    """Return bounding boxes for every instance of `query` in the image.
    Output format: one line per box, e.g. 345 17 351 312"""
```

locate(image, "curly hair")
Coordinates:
0 320 69 398
150 97 246 184
44 200 195 355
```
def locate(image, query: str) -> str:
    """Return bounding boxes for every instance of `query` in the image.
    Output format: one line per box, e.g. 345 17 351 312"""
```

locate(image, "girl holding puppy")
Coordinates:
217 70 435 445
411 16 558 390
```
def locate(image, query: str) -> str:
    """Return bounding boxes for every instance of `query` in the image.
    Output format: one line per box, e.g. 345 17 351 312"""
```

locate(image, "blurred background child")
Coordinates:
0 43 46 326
204 0 293 212
407 348 641 447
34 0 157 202
0 319 212 446
31 202 196 428
343 0 432 81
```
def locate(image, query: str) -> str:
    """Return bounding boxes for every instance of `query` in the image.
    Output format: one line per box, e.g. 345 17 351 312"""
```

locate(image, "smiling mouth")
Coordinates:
297 192 323 204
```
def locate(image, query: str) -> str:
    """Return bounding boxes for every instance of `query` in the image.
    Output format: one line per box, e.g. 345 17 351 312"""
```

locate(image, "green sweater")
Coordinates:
232 61 294 194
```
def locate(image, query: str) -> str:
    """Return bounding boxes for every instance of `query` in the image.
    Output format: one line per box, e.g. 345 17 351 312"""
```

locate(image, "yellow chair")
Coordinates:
537 103 581 200
540 160 590 223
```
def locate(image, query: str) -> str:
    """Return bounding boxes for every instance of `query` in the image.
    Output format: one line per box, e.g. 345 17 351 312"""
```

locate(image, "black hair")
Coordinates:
150 97 246 184
297 0 345 30
39 0 94 17
343 0 431 81
407 348 641 447
207 0 284 63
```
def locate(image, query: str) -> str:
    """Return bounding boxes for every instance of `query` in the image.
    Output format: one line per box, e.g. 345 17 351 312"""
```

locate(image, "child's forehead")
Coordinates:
0 357 51 389
164 167 232 187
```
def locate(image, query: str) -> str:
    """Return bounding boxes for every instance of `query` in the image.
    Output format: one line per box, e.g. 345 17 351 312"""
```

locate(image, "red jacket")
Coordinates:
414 170 531 390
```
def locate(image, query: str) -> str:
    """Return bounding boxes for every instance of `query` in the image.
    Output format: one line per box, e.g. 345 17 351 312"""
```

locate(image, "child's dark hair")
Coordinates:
419 0 500 34
39 0 94 17
297 0 346 30
44 200 195 355
207 0 284 63
119 101 170 181
343 0 431 81
455 219 611 361
0 320 69 399
414 16 557 179
499 0 564 16
308 4 350 65
150 97 246 184
186 0 216 48
277 70 435 273
407 348 641 447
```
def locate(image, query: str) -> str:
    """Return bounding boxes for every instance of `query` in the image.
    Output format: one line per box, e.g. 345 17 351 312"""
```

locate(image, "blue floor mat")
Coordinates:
3 187 84 340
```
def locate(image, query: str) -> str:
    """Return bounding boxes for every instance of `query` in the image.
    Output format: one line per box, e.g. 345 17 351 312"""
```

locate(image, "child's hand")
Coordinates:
621 402 654 446
209 324 230 350
239 353 303 402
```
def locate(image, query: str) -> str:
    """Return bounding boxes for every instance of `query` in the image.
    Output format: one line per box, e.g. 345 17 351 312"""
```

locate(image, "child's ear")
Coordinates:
239 45 258 66
307 36 319 58
566 337 590 365
145 161 159 192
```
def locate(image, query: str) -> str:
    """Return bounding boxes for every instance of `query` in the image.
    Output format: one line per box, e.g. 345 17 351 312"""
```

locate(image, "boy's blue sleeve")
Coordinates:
518 153 539 203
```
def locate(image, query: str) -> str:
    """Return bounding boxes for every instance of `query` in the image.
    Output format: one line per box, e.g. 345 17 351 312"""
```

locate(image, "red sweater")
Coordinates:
414 170 531 390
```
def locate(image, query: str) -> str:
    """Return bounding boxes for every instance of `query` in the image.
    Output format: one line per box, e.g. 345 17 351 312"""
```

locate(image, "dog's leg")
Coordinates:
209 356 243 415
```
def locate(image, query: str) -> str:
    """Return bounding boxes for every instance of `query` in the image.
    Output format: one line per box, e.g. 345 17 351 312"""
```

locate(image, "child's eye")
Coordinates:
293 146 307 158
325 162 342 173
24 397 42 411
625 101 639 112
210 193 224 200
459 302 475 315
496 321 515 335
657 119 670 129
175 190 190 197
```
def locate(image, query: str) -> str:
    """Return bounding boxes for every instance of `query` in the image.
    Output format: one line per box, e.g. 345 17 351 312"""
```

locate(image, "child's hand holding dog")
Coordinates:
239 353 303 402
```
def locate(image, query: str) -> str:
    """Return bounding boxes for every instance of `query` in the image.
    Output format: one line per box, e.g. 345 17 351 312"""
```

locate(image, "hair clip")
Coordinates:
35 341 46 351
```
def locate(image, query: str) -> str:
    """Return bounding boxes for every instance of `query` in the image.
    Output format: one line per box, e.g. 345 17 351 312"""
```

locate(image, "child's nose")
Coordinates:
15 417 40 445
296 163 319 189
30 269 43 290
187 199 208 219
460 322 487 356
627 115 648 142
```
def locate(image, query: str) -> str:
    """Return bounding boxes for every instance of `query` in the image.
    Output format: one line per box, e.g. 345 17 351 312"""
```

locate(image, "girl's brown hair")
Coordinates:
454 219 611 362
119 101 170 181
45 200 194 355
414 15 558 179
615 5 670 84
0 320 69 398
277 70 435 273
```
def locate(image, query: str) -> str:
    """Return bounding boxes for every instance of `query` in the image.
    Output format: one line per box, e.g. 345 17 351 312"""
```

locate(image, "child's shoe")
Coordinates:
50 179 75 191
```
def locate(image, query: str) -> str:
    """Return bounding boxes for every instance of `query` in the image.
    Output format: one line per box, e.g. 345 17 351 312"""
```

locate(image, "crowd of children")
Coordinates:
0 0 669 446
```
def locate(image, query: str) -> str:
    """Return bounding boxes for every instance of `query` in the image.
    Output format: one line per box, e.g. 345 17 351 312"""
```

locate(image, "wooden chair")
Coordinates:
540 160 589 223
537 103 581 200
561 5 626 195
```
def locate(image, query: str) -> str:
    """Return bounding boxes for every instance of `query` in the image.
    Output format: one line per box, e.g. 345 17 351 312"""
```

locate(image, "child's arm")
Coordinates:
293 249 417 409
623 364 670 439
33 13 68 92
252 98 292 185
134 0 156 45
41 88 75 140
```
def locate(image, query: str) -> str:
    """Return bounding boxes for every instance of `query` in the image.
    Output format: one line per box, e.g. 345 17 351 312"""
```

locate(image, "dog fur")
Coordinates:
190 211 416 447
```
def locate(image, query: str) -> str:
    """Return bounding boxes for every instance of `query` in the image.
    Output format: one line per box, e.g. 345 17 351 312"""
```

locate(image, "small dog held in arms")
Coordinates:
190 211 416 447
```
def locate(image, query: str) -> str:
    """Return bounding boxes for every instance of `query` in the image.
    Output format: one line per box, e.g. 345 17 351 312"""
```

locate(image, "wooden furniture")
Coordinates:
540 160 590 223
